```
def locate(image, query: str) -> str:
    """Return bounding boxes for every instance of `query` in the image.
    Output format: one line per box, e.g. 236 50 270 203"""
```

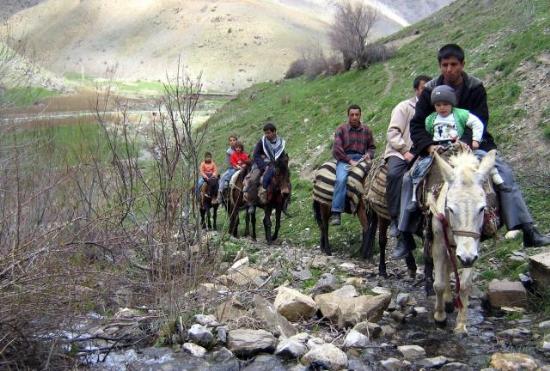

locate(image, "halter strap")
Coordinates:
452 229 481 239
436 212 464 310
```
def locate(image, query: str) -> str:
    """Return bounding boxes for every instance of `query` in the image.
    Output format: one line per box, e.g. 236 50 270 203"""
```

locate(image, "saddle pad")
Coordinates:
421 144 501 239
229 169 242 188
365 159 391 220
312 159 370 213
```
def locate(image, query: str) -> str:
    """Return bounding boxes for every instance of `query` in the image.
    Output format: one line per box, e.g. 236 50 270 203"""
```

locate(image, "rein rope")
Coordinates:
436 212 464 310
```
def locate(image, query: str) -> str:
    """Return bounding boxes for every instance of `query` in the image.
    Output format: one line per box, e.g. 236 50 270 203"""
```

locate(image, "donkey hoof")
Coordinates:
408 269 417 279
378 269 388 278
445 302 455 313
434 318 447 328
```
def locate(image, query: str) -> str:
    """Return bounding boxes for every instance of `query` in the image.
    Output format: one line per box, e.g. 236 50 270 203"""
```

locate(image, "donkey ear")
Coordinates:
434 150 454 183
477 150 497 180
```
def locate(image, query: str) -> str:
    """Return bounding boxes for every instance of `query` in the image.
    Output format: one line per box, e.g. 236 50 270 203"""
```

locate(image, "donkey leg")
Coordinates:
272 208 282 241
432 232 448 325
264 206 273 245
207 208 212 229
455 267 473 334
243 211 249 237
200 209 207 229
378 218 388 277
250 209 257 241
405 251 417 279
443 262 454 313
362 210 377 260
424 237 435 296
213 205 218 230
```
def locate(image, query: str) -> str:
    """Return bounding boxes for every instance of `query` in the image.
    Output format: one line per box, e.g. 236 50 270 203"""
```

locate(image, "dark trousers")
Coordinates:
475 150 533 229
385 156 408 220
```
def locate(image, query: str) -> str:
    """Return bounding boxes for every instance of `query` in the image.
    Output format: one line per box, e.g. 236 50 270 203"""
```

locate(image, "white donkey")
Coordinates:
428 149 496 334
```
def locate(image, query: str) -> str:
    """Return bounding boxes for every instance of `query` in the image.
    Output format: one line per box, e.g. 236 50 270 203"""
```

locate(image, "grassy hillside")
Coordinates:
203 0 550 256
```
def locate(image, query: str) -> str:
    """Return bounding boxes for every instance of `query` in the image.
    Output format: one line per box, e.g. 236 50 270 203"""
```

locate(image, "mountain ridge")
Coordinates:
4 0 453 93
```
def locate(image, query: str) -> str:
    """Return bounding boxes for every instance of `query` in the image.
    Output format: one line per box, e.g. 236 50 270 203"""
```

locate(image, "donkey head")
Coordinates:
273 153 291 196
434 150 496 267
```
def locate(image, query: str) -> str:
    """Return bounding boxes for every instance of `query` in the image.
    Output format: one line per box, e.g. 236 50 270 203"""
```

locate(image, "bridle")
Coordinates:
436 212 464 310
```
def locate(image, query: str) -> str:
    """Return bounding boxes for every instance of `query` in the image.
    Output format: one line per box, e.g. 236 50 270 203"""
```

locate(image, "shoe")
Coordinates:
329 213 341 226
392 233 416 259
406 200 418 212
389 219 400 238
523 223 550 247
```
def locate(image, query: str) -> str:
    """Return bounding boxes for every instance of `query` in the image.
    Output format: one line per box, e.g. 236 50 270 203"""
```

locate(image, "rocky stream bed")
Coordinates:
66 235 549 370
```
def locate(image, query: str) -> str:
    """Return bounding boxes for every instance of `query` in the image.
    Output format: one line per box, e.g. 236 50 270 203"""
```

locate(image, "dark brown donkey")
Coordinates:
199 177 219 230
247 154 291 244
226 167 251 238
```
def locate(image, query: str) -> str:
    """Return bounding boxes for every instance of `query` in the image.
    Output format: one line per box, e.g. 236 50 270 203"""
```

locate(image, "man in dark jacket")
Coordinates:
394 43 549 259
244 122 286 212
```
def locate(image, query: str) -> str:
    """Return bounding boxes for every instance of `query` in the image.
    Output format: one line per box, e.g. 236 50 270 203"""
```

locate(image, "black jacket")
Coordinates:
410 73 497 155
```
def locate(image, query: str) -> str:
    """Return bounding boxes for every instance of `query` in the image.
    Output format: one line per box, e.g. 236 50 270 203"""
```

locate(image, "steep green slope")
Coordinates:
203 0 550 252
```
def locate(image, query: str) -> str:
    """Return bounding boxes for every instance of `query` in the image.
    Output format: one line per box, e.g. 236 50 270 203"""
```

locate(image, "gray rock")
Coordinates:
253 294 297 337
441 362 473 371
490 352 539 370
182 342 207 357
274 287 317 322
395 293 410 307
243 354 286 371
301 343 348 370
397 345 426 360
343 329 369 348
227 329 276 357
315 286 391 328
380 357 405 370
216 326 228 344
207 347 240 371
539 320 550 330
292 268 312 281
487 279 528 308
418 356 449 368
529 251 550 288
194 314 220 327
312 273 338 295
353 321 382 339
306 336 325 350
275 333 309 358
542 333 550 352
188 324 214 348
497 327 531 341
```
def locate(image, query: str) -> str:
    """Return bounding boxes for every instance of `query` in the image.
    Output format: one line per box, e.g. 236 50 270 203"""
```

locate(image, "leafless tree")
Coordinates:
328 1 378 70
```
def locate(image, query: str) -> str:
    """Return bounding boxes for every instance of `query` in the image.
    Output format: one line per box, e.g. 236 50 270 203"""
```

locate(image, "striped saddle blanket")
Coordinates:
364 158 391 220
312 159 371 213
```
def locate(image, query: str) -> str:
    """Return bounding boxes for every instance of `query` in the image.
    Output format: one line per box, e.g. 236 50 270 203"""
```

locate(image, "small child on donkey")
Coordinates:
197 151 218 197
229 141 250 172
407 85 507 211
217 135 238 202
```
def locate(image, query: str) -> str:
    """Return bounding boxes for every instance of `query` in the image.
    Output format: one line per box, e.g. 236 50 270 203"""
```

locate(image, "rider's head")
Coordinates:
413 75 431 97
347 104 361 126
431 85 456 117
234 141 244 152
204 151 213 162
228 135 238 148
438 44 465 86
263 122 277 141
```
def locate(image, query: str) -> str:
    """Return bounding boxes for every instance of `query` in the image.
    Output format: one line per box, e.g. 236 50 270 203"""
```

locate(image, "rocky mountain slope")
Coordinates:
3 0 453 93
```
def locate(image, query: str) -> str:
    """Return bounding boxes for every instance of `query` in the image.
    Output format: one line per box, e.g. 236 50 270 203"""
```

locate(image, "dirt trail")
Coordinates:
383 62 395 96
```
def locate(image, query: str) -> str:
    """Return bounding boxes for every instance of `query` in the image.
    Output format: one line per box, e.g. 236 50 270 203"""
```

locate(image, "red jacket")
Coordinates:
230 151 249 168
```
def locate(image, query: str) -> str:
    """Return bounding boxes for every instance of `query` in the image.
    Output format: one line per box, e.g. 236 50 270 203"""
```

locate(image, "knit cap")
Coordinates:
431 85 457 106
